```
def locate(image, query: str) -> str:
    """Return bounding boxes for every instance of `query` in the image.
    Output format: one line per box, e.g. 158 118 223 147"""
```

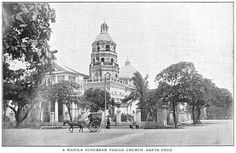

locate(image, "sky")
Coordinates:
48 2 233 92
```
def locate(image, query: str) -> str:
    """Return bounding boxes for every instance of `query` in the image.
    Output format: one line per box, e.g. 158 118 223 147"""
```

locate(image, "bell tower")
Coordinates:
89 22 119 80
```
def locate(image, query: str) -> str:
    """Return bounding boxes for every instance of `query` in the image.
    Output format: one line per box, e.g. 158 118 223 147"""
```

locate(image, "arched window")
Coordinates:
105 72 111 78
106 45 110 51
96 57 99 62
111 58 114 63
101 57 104 62
93 73 99 80
93 58 95 63
97 46 100 51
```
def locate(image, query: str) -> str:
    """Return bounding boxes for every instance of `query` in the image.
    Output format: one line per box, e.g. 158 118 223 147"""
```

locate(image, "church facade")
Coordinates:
37 22 140 124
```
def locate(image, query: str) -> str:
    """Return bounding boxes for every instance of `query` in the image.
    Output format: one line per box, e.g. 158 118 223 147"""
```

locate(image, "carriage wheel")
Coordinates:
89 120 102 132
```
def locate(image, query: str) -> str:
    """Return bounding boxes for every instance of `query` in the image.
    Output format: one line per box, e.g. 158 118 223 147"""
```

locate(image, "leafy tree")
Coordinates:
45 81 80 121
144 89 162 122
3 2 56 127
183 72 206 124
83 88 111 112
194 78 217 123
155 62 195 128
206 87 233 119
122 71 149 121
219 88 233 118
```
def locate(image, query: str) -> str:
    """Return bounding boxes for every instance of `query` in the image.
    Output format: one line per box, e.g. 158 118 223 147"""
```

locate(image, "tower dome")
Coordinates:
119 58 137 79
94 22 114 42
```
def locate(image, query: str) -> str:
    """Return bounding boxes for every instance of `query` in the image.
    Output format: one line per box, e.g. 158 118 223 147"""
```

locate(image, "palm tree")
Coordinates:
122 71 149 121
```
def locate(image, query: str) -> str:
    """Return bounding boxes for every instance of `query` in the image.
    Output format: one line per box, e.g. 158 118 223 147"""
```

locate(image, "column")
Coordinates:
50 112 55 124
39 102 44 122
55 101 58 122
116 109 121 126
71 103 75 121
55 76 58 83
49 101 55 124
65 75 69 81
135 109 141 125
156 107 164 127
40 108 44 122
163 108 167 126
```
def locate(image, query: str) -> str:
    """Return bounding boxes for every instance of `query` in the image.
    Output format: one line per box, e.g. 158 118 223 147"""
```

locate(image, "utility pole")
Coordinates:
104 76 107 127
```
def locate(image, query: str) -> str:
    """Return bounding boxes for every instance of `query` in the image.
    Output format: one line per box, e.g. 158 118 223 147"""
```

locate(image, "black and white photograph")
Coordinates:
1 0 234 150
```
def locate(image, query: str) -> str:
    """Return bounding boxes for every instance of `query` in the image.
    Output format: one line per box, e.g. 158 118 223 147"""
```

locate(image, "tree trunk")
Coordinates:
15 107 21 128
196 104 201 124
16 117 26 128
14 107 31 128
15 114 20 128
66 105 72 122
172 101 177 128
141 109 147 121
7 105 22 128
3 104 7 121
192 105 196 125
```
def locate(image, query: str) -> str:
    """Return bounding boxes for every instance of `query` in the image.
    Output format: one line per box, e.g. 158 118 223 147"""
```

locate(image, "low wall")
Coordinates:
110 121 132 126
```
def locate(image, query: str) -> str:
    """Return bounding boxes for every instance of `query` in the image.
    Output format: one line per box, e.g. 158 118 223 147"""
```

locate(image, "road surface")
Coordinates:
2 120 233 146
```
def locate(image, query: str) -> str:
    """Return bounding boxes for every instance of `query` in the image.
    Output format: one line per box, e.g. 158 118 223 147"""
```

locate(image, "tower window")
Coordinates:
111 58 114 63
106 45 110 51
93 73 99 80
101 58 104 62
105 72 111 78
97 47 100 51
96 57 99 62
93 58 95 63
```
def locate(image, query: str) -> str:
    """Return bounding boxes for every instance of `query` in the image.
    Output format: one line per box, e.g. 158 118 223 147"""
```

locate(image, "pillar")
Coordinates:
63 104 67 120
50 112 55 124
156 107 164 127
135 109 141 125
40 108 44 122
72 103 75 121
116 109 121 126
55 101 58 122
74 103 77 121
39 102 44 122
49 101 54 124
55 76 58 83
65 75 68 81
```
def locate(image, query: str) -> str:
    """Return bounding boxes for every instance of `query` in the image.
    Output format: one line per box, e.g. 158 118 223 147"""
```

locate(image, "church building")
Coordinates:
36 22 140 124
84 22 139 116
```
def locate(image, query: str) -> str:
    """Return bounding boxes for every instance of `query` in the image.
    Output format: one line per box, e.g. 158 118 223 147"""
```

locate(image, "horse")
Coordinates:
63 120 85 133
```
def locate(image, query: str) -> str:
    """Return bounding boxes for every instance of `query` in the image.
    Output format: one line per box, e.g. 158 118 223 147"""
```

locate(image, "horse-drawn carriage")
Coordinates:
87 112 103 132
63 112 103 133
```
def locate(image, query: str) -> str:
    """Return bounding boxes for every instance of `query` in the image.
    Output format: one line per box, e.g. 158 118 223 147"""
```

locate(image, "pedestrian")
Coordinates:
106 117 111 129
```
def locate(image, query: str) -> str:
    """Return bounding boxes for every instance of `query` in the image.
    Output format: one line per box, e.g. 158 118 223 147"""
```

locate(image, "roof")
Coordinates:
94 33 113 42
53 62 89 78
94 22 114 42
